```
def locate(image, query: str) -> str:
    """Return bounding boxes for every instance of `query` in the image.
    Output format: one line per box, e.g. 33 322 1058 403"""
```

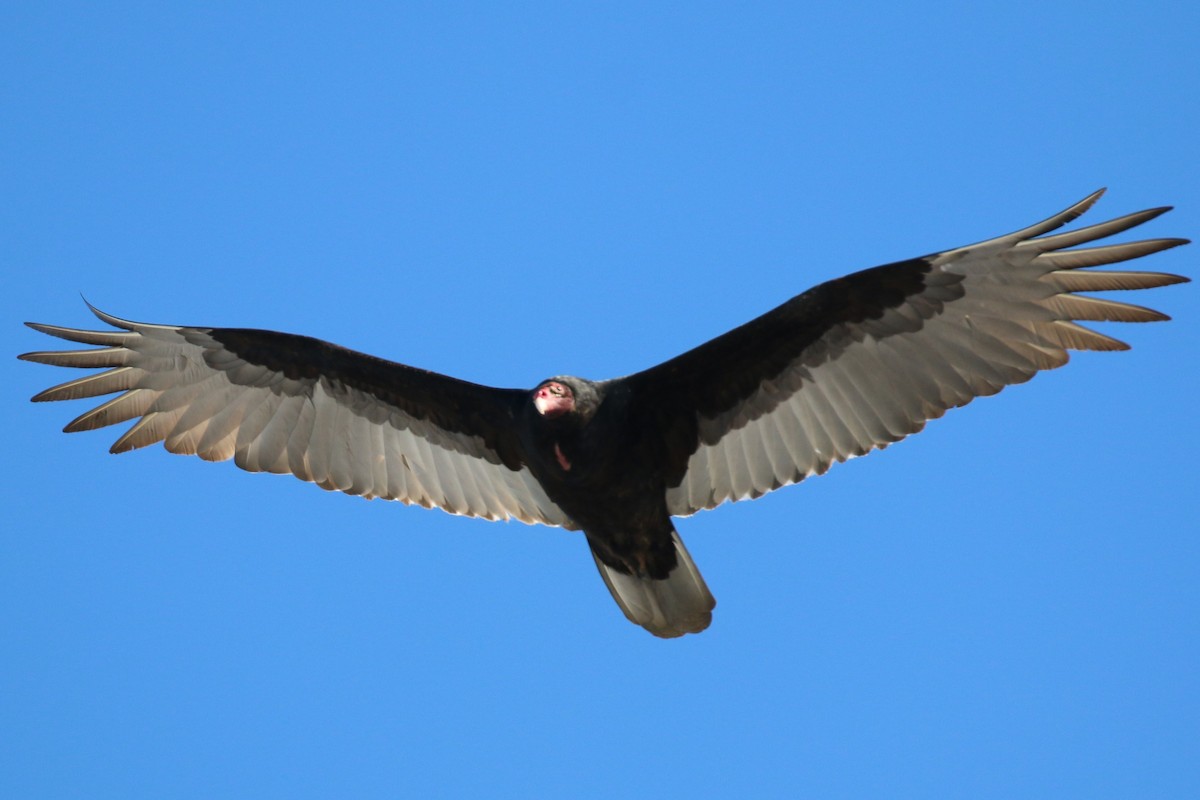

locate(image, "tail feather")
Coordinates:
591 531 715 638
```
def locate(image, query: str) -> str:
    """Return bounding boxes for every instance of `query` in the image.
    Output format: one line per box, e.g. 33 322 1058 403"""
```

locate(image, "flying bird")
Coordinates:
20 190 1188 637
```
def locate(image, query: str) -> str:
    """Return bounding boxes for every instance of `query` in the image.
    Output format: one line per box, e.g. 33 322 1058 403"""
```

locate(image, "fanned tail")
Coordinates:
590 530 715 638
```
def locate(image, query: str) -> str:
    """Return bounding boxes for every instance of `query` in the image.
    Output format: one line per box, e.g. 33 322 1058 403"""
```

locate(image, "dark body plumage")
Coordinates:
19 191 1188 637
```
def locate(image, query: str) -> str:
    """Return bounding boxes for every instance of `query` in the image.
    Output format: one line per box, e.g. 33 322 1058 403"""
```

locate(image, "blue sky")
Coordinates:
3 3 1197 798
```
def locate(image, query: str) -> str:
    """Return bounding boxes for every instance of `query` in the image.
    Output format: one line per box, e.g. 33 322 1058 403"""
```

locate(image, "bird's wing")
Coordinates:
621 190 1189 517
20 306 569 526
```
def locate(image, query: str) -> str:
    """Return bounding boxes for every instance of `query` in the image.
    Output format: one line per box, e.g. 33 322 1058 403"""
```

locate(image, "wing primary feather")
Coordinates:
195 392 252 461
915 322 1022 395
165 383 243 449
227 389 284 459
19 346 130 369
1044 269 1188 292
110 407 183 453
1038 239 1188 269
963 189 1106 251
1024 207 1173 251
1043 294 1169 323
31 367 141 402
63 389 158 433
22 322 134 347
241 395 306 473
1047 321 1130 352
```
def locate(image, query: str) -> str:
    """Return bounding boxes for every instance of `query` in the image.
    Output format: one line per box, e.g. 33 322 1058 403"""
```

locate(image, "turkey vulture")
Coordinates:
19 190 1188 638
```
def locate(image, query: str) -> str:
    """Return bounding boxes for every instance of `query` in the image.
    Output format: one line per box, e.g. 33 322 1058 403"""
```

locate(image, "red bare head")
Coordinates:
533 380 575 417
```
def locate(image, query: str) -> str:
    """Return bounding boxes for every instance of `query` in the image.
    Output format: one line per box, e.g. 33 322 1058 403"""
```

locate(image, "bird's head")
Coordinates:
533 379 575 417
531 376 602 424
